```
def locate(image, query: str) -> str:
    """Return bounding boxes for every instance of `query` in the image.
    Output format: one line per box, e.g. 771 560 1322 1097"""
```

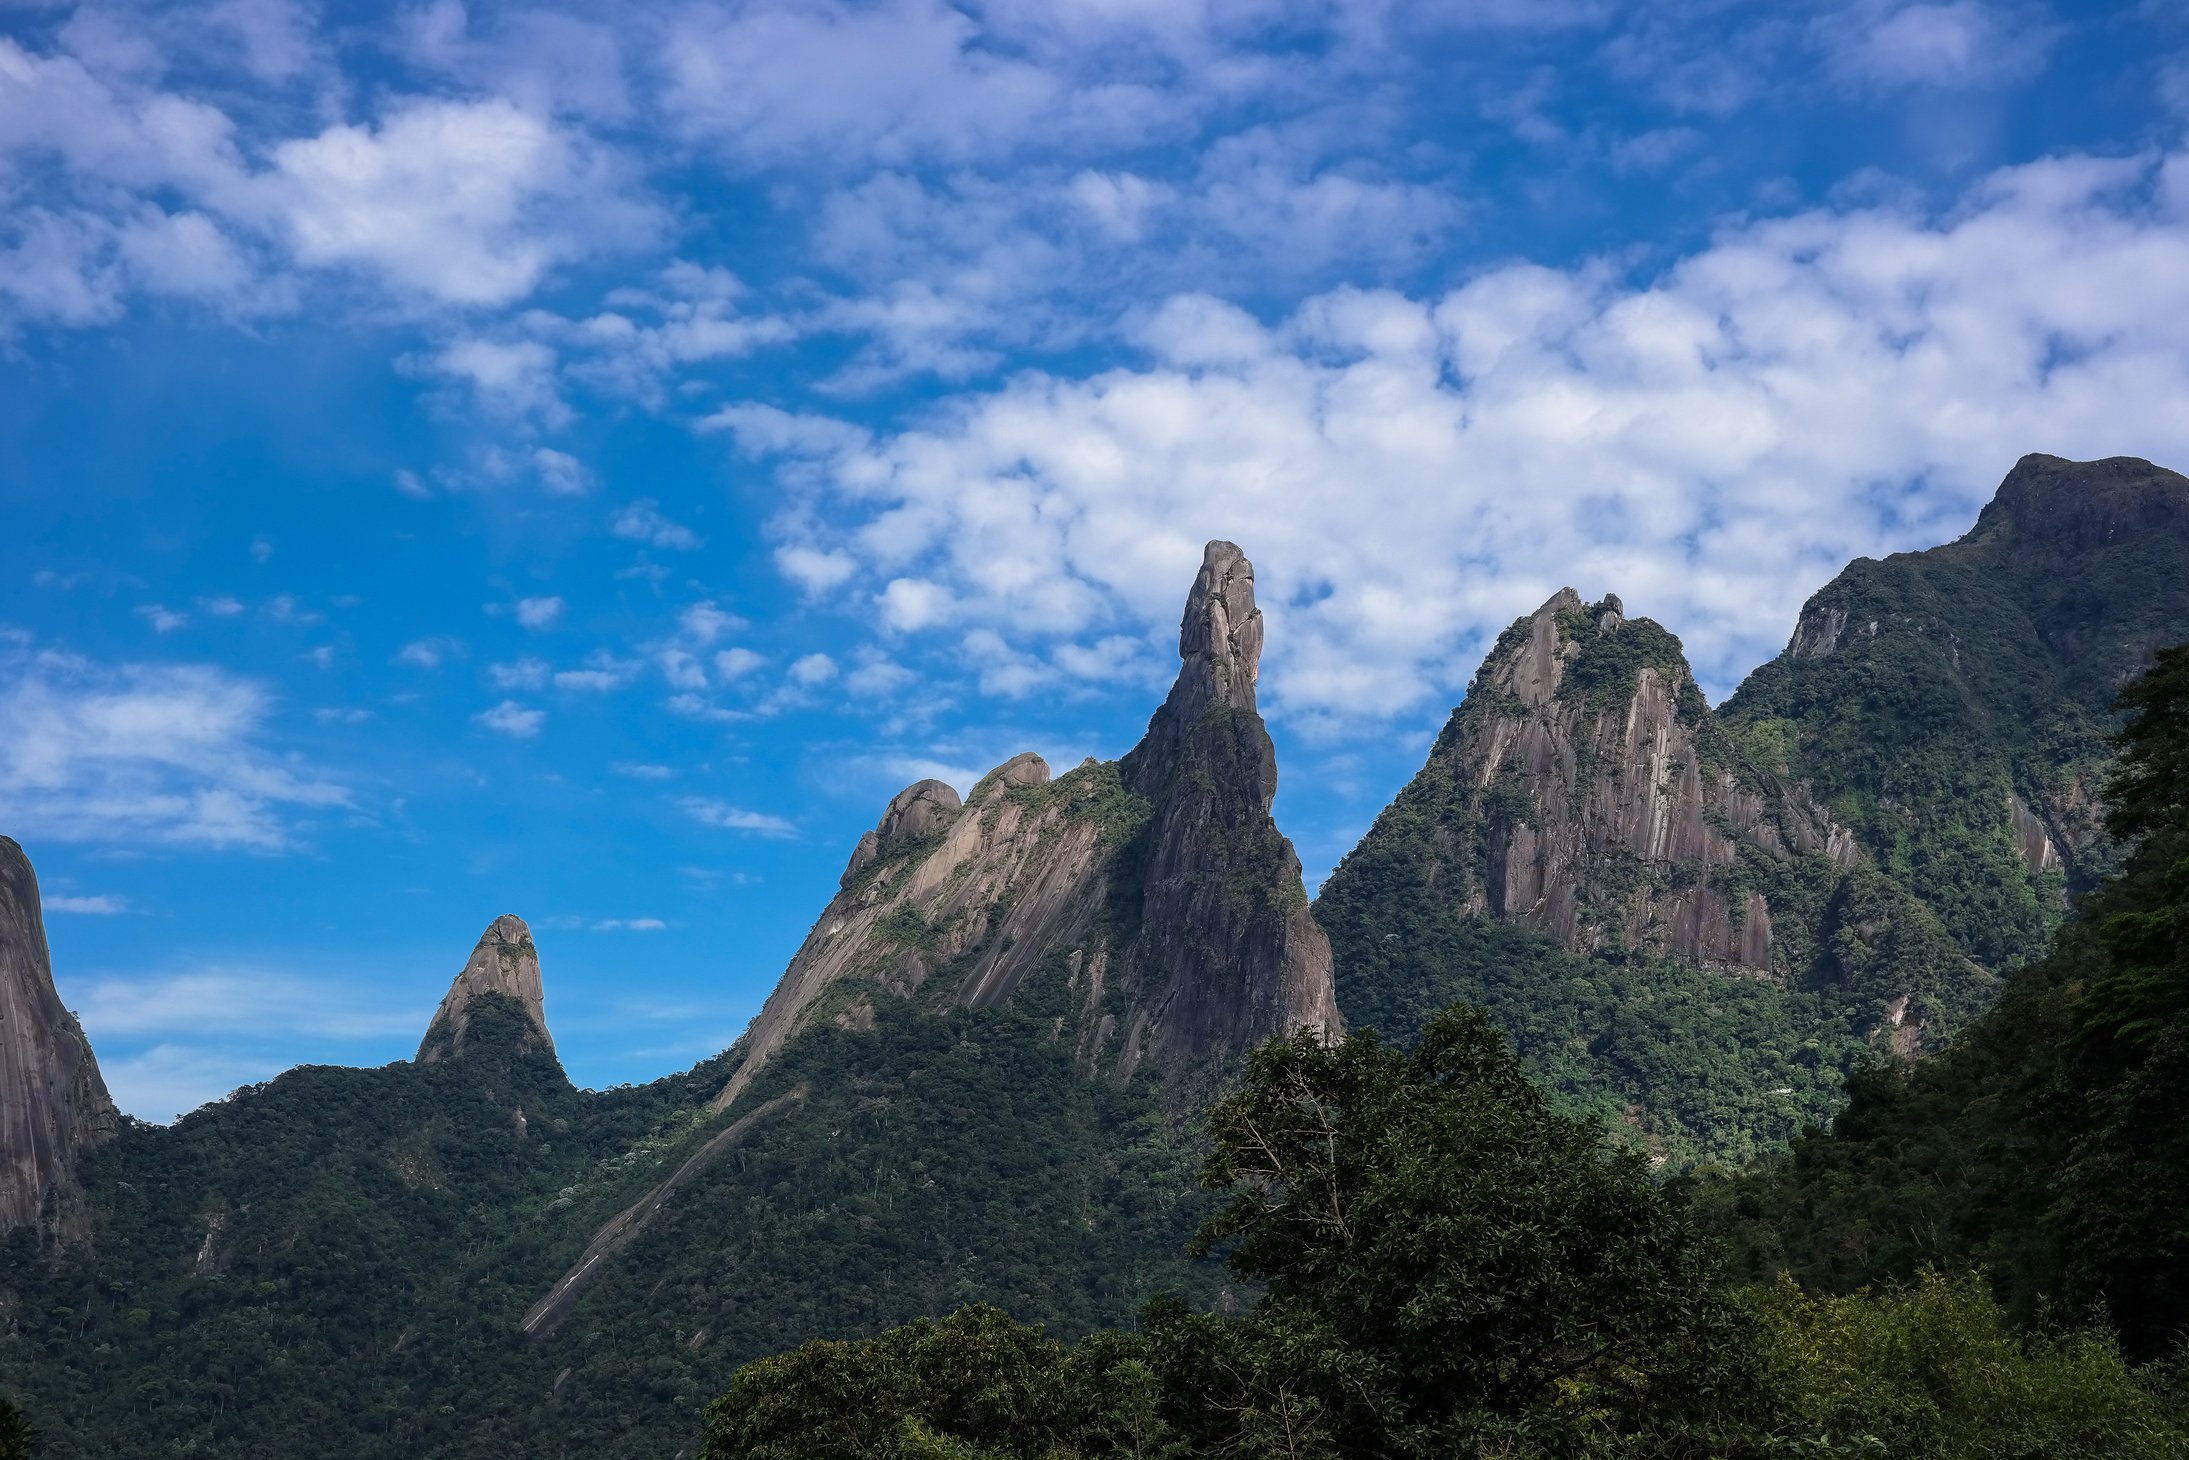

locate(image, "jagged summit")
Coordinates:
416 914 556 1064
1126 541 1263 775
1116 540 1337 1080
708 539 1336 1113
0 836 119 1239
1333 588 1852 975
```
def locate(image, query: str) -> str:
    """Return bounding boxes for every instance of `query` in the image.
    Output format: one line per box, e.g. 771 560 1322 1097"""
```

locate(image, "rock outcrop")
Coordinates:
417 915 556 1064
0 837 119 1239
711 541 1336 1113
1351 590 1852 975
1114 542 1340 1080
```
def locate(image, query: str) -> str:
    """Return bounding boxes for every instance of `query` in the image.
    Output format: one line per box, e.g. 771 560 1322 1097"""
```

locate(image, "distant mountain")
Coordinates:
1318 454 2189 1166
0 542 1331 1458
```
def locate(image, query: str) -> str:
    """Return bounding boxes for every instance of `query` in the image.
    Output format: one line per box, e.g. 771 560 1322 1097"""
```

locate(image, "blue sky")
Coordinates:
6 0 2189 1121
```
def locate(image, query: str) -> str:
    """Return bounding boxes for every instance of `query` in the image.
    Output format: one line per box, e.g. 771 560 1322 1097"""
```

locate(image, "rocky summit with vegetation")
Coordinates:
2 457 2188 1457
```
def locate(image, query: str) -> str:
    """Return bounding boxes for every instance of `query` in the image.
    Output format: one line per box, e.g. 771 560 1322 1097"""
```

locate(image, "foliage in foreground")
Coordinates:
1698 643 2189 1360
704 1009 2187 1459
708 1006 1763 1458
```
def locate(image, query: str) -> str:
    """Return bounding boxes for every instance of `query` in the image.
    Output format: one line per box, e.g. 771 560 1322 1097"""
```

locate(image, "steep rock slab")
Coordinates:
1337 590 1848 975
0 837 119 1238
710 541 1336 1113
417 914 556 1064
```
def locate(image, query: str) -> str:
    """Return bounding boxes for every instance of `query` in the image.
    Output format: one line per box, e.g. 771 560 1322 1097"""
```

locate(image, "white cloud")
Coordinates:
713 647 765 680
264 97 648 305
45 894 128 915
589 916 666 932
200 595 246 616
845 655 916 697
658 648 708 690
788 652 838 686
476 700 545 737
750 149 2189 725
531 448 591 496
680 796 797 837
777 545 859 592
136 604 187 633
612 498 702 550
678 600 745 643
879 577 954 631
613 761 674 779
554 652 638 691
0 649 347 849
515 595 565 629
429 337 566 423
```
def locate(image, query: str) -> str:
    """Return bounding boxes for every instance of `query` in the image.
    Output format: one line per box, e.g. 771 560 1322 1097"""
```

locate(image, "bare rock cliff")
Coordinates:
711 541 1336 1112
0 837 119 1238
417 914 556 1064
1115 541 1339 1081
1433 591 1852 973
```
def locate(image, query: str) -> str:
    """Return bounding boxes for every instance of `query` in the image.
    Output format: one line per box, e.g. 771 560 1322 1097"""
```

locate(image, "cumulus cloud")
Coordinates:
476 700 545 737
264 96 649 305
750 149 2189 726
0 648 347 849
713 647 765 680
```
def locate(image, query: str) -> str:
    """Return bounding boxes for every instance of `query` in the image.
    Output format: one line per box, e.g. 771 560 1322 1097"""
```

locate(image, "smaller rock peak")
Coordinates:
841 779 966 887
879 780 962 841
417 914 554 1064
969 752 1050 804
1533 587 1585 619
1174 540 1264 718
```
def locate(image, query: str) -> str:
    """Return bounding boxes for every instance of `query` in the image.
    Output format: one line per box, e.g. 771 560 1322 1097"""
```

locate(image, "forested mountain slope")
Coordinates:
1696 641 2189 1362
0 542 1328 1458
1317 455 2189 1167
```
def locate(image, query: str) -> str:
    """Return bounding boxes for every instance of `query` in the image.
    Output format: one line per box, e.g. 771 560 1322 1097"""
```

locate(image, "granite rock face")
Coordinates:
712 541 1336 1112
0 837 119 1239
1393 590 1853 974
417 915 556 1064
1115 542 1339 1083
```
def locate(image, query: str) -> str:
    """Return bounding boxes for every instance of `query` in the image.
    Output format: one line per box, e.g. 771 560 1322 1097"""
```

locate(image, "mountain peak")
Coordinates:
1966 453 2189 559
416 914 555 1064
0 836 119 1238
1124 540 1270 796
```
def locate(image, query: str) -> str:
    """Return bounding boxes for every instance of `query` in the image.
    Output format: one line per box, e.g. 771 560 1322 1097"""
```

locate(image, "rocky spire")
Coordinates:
0 837 119 1238
416 915 555 1064
1117 541 1340 1084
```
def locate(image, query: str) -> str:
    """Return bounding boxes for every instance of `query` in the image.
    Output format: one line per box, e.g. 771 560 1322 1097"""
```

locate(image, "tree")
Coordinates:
1171 1006 1765 1456
0 1395 34 1460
